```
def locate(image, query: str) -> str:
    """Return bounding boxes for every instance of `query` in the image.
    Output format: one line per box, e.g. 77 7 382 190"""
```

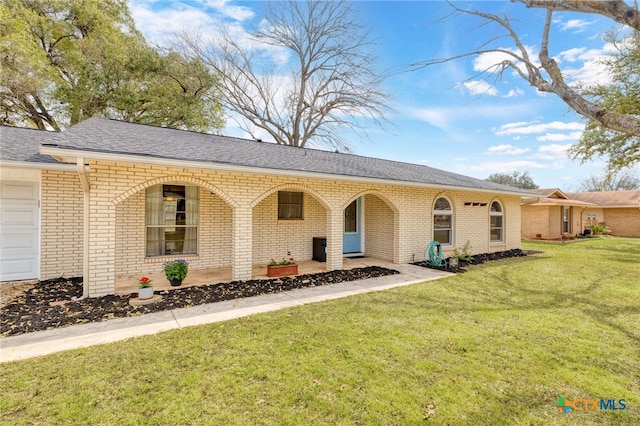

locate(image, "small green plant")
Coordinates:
269 257 296 266
162 259 189 280
452 240 474 262
138 276 152 288
591 224 606 235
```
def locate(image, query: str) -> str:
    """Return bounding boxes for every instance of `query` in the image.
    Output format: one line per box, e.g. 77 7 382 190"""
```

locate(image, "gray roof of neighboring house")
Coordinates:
0 125 59 164
11 117 533 195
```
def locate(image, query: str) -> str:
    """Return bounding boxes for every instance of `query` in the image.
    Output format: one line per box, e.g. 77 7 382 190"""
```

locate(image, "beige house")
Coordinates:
567 190 640 237
2 118 530 297
521 189 595 240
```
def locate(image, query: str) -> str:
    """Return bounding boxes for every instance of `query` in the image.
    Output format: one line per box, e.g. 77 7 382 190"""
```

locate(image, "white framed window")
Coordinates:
146 184 199 256
562 206 570 234
433 197 453 245
490 201 504 243
278 191 303 220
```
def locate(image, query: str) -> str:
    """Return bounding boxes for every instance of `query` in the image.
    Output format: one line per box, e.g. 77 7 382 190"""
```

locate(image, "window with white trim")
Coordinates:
433 197 453 245
146 184 199 256
490 201 504 243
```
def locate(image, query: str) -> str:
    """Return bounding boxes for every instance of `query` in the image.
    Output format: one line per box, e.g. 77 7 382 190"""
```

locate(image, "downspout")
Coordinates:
76 158 90 299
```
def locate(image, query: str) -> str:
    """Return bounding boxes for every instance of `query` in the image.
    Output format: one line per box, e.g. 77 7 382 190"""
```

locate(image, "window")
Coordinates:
278 191 303 219
562 206 570 233
490 201 504 243
433 197 453 245
344 199 358 233
146 184 199 256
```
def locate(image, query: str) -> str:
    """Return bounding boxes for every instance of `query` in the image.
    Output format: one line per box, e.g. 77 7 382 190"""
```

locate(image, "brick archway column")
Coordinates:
232 204 253 281
326 208 343 271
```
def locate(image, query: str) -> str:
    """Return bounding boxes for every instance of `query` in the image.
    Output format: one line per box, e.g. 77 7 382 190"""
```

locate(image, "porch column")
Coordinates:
88 197 116 297
326 208 343 271
232 204 253 281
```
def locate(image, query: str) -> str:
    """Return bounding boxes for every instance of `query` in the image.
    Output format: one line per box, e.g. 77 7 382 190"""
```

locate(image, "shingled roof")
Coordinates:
0 125 59 165
567 190 640 208
34 117 532 195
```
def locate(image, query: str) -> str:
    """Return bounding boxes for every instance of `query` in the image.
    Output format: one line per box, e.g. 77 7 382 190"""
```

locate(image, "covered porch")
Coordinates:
115 256 398 295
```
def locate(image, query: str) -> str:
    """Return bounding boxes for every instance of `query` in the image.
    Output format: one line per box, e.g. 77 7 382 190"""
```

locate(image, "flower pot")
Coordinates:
170 278 183 287
267 264 298 277
138 286 154 300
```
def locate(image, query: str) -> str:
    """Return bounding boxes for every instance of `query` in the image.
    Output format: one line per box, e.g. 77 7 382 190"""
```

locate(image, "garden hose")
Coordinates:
424 241 447 267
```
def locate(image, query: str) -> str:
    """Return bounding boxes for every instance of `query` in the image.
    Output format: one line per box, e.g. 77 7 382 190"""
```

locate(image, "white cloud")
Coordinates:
203 0 254 21
503 88 524 98
536 131 582 142
494 121 584 136
532 144 572 160
462 80 498 96
485 144 530 155
554 18 594 33
472 45 539 76
406 103 532 131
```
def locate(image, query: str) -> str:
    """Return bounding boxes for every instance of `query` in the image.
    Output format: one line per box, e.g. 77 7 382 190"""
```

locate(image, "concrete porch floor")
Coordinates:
115 257 396 295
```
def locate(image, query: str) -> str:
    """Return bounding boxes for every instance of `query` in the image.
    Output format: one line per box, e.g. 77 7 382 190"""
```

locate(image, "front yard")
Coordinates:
1 238 638 424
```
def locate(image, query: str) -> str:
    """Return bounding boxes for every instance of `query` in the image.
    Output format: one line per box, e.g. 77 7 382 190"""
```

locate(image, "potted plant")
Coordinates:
267 257 298 277
138 276 154 299
162 259 189 286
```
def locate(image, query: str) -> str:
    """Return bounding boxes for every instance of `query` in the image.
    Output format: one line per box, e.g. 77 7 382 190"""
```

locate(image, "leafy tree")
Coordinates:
569 33 640 171
180 0 389 149
579 170 640 191
486 171 539 189
413 0 640 169
0 0 223 132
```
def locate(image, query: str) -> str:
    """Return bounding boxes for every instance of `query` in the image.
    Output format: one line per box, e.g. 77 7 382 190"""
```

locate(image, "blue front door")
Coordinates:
343 197 362 253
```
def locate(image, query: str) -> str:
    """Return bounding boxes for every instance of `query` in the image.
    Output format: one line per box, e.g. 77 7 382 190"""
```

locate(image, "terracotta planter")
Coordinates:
267 264 298 277
138 286 154 300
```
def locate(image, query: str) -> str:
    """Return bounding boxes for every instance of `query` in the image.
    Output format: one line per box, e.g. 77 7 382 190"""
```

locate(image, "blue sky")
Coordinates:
129 0 639 190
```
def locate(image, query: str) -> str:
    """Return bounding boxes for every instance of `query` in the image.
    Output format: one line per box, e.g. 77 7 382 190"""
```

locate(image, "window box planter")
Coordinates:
267 264 298 277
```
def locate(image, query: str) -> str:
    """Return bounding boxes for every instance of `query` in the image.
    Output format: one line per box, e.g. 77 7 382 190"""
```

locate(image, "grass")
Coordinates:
1 238 639 425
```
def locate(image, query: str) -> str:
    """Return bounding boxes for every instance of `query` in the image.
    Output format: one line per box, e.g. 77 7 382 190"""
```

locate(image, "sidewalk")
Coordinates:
0 264 450 363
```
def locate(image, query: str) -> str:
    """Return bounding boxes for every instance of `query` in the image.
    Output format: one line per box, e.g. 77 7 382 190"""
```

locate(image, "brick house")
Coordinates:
567 190 640 237
2 118 530 297
521 189 595 240
521 188 640 239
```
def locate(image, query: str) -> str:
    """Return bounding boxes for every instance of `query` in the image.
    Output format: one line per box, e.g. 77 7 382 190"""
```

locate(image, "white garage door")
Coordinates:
1 178 40 281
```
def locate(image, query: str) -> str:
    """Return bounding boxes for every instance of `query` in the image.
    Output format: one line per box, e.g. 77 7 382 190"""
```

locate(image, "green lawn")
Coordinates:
1 238 639 425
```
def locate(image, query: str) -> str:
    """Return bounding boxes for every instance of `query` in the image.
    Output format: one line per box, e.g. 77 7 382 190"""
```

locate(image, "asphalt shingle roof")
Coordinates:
0 125 58 164
36 117 532 195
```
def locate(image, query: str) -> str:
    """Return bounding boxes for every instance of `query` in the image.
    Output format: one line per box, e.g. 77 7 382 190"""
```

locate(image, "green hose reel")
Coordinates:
424 241 447 267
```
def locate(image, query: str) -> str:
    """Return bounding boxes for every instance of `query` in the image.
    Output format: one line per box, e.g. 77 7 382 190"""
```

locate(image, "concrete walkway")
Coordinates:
0 264 451 363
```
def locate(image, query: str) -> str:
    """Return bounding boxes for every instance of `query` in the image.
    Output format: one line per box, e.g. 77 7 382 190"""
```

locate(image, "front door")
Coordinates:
343 197 362 253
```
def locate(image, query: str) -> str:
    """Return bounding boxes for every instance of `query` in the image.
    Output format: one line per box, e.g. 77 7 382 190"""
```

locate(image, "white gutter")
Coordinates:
76 157 90 299
0 160 78 171
39 146 535 198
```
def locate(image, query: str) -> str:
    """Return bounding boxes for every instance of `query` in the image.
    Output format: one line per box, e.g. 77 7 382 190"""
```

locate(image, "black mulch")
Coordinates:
413 248 539 273
0 266 399 338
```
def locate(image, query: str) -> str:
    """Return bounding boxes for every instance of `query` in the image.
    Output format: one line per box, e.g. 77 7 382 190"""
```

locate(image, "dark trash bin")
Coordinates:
313 237 327 262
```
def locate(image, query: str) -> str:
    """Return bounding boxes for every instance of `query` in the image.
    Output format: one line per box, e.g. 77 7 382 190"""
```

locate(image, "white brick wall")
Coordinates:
41 160 522 296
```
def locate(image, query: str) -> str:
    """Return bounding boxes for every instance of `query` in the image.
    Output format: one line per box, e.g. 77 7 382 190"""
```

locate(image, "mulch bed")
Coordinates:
0 266 399 338
413 248 539 273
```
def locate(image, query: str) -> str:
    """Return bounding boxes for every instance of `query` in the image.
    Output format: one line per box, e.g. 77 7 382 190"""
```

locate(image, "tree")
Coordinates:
412 0 640 169
569 33 640 171
486 171 539 189
0 0 223 132
579 170 640 191
180 0 389 149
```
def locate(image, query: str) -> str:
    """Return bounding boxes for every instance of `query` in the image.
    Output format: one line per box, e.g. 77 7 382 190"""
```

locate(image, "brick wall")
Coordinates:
604 208 640 237
74 160 522 296
40 171 83 278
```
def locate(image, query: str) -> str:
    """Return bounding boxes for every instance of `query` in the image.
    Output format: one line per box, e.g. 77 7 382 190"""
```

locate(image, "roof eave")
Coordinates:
0 159 77 171
39 145 531 197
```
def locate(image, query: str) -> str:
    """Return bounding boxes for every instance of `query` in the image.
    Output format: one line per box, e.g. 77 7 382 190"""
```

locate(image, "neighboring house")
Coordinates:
567 190 640 237
2 118 531 297
521 188 595 240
